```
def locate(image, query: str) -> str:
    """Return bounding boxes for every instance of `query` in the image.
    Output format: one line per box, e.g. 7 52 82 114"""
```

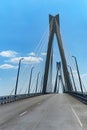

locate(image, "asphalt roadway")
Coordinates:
0 94 87 130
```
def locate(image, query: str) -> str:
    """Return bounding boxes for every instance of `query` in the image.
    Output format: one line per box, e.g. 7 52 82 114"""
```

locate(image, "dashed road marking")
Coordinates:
19 111 27 117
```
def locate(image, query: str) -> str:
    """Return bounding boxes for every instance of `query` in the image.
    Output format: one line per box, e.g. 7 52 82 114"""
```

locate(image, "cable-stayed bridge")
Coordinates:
0 14 87 129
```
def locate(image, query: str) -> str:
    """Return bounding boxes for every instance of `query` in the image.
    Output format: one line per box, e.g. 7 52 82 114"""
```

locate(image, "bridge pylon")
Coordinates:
42 14 73 94
54 62 65 93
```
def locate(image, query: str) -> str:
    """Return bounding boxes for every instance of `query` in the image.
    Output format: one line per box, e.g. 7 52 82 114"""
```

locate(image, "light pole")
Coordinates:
72 56 83 93
15 58 24 95
35 72 40 93
68 65 77 92
28 66 34 94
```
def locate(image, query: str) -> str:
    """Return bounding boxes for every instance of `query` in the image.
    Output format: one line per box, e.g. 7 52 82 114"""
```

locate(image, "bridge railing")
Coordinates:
67 91 87 104
0 93 42 104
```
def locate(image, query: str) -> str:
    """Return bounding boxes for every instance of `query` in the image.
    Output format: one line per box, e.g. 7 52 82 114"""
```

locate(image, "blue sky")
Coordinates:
0 0 87 95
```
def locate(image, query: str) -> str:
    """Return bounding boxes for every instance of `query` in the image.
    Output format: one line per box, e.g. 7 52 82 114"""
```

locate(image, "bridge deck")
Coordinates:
0 94 87 130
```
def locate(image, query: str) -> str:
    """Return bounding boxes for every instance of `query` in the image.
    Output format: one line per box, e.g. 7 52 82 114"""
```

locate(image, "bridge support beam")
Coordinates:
54 62 60 93
54 62 65 93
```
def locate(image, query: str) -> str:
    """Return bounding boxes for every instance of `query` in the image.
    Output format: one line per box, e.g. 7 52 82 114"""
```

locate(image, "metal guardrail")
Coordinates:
68 91 87 105
0 93 42 105
2 91 87 105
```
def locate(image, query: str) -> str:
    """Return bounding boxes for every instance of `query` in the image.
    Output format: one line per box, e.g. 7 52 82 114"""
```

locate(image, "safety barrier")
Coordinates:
68 91 87 105
0 93 42 105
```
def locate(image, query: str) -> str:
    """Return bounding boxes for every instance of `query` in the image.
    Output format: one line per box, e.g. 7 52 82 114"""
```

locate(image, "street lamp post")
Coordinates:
28 66 34 94
72 56 83 93
15 58 24 95
35 72 40 93
68 65 77 92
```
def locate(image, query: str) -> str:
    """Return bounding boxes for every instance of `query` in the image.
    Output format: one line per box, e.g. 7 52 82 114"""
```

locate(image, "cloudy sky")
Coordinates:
0 0 87 95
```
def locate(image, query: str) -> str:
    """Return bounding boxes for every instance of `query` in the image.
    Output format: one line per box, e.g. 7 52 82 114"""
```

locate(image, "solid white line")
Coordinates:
71 106 83 127
20 111 27 117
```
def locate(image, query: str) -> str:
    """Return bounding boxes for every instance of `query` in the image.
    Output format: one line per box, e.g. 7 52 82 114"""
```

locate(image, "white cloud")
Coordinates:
30 56 43 63
7 57 23 63
0 50 18 57
6 56 43 64
41 52 47 56
28 52 35 56
23 56 43 64
0 64 17 69
81 74 87 78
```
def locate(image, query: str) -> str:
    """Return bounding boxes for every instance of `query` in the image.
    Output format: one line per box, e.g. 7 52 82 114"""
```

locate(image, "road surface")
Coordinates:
0 94 87 130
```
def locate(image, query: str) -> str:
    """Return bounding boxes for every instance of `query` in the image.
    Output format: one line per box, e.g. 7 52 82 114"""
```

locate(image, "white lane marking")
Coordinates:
71 106 83 127
38 103 41 105
20 111 27 117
